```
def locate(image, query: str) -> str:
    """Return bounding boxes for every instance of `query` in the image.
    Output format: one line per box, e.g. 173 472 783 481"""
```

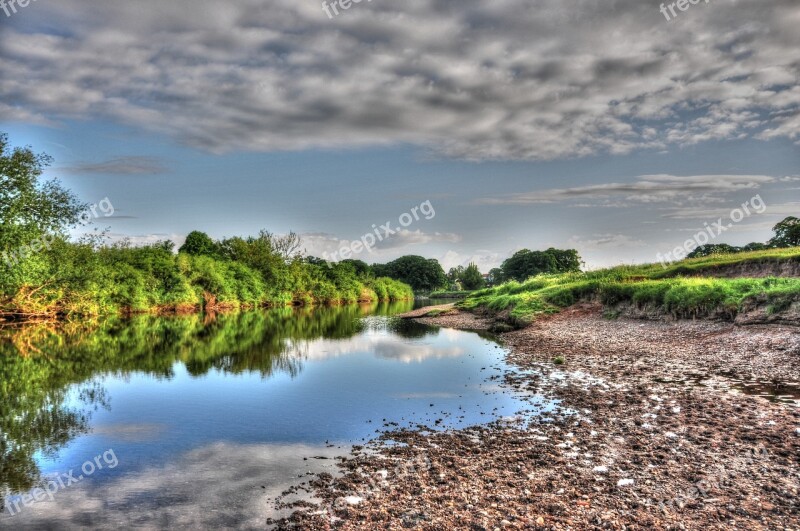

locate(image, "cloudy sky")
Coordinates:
1 0 798 268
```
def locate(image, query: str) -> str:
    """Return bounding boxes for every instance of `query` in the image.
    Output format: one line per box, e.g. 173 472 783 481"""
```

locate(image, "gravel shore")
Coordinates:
269 304 800 530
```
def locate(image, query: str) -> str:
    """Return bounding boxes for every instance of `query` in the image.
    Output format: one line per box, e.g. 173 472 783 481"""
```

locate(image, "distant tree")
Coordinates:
341 259 371 277
304 256 328 266
447 266 465 283
500 250 554 282
741 242 768 252
499 248 582 282
769 216 800 248
544 248 582 272
372 255 447 292
460 263 486 290
179 231 220 257
686 243 740 259
263 230 303 261
487 268 504 287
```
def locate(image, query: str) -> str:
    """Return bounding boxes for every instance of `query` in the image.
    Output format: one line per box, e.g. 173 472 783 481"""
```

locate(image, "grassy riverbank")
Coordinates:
0 239 413 319
458 248 800 325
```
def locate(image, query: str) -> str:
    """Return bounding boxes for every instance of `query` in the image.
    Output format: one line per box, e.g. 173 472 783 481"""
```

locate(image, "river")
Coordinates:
0 302 555 529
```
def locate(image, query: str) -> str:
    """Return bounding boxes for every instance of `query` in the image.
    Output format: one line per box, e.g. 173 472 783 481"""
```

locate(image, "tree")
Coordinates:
686 243 740 259
500 250 554 282
447 266 465 283
741 242 768 252
769 216 800 248
179 231 219 257
487 268 504 287
460 263 485 290
544 248 582 272
0 133 84 254
263 230 303 261
499 248 582 282
341 259 371 277
372 255 447 292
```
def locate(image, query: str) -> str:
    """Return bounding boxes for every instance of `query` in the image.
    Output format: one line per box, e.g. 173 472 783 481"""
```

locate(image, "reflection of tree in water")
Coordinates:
0 301 413 507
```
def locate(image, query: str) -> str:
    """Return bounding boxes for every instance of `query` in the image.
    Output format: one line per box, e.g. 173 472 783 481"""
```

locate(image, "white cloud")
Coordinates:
1 0 798 160
300 230 460 262
439 249 502 271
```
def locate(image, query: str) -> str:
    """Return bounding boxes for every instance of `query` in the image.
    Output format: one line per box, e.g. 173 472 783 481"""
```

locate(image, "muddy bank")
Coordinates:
269 304 800 530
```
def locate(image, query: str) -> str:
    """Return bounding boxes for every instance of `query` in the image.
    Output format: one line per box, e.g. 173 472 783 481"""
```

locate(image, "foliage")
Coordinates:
460 247 800 325
0 131 413 317
179 231 220 257
685 216 799 258
460 262 486 290
371 255 448 292
769 216 800 248
499 248 581 282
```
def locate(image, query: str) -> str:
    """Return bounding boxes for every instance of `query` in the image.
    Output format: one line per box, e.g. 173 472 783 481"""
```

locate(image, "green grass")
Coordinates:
429 290 476 299
459 248 800 325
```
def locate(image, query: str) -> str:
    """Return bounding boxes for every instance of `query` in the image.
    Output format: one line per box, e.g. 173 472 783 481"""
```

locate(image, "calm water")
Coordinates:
0 302 550 529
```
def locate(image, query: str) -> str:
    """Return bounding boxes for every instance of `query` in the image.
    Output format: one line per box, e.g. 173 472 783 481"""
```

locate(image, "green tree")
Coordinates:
686 243 740 259
487 268 504 287
544 248 582 272
447 266 465 283
742 242 768 252
460 263 486 290
341 259 371 277
0 134 84 273
500 248 581 282
372 255 447 292
179 231 220 257
769 216 800 248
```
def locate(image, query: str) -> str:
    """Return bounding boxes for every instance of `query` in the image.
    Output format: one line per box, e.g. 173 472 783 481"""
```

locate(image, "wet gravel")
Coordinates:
268 304 800 530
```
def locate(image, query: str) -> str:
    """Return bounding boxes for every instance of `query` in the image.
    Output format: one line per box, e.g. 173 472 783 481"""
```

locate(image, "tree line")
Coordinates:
0 134 412 318
0 132 585 315
687 217 800 258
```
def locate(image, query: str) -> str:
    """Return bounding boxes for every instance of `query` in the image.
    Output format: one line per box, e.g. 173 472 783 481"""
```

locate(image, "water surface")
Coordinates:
0 302 544 529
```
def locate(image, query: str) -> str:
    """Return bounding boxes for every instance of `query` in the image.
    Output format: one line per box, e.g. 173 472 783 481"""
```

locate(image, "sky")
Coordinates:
1 0 798 269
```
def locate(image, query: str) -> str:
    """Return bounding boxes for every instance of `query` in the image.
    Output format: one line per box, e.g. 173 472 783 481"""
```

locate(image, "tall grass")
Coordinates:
460 248 800 324
0 240 413 318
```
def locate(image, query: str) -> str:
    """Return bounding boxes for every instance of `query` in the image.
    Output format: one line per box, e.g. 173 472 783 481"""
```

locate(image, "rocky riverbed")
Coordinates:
268 304 800 530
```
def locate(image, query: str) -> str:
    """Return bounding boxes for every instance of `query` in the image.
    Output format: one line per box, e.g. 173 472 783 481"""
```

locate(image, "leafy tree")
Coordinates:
544 248 582 272
0 134 85 249
499 248 582 282
179 231 220 257
769 216 800 248
341 259 371 277
742 242 768 252
447 266 465 283
687 243 740 259
460 263 486 290
500 250 554 282
372 255 447 292
487 268 504 287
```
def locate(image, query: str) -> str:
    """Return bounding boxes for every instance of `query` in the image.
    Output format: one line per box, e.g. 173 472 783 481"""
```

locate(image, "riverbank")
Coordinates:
269 303 800 530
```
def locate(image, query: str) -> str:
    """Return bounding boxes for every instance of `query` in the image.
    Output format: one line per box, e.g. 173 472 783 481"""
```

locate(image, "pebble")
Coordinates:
592 465 609 473
617 479 634 487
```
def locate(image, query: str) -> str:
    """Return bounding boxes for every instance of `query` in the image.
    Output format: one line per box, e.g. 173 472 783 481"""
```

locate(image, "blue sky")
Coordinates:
1 0 798 269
